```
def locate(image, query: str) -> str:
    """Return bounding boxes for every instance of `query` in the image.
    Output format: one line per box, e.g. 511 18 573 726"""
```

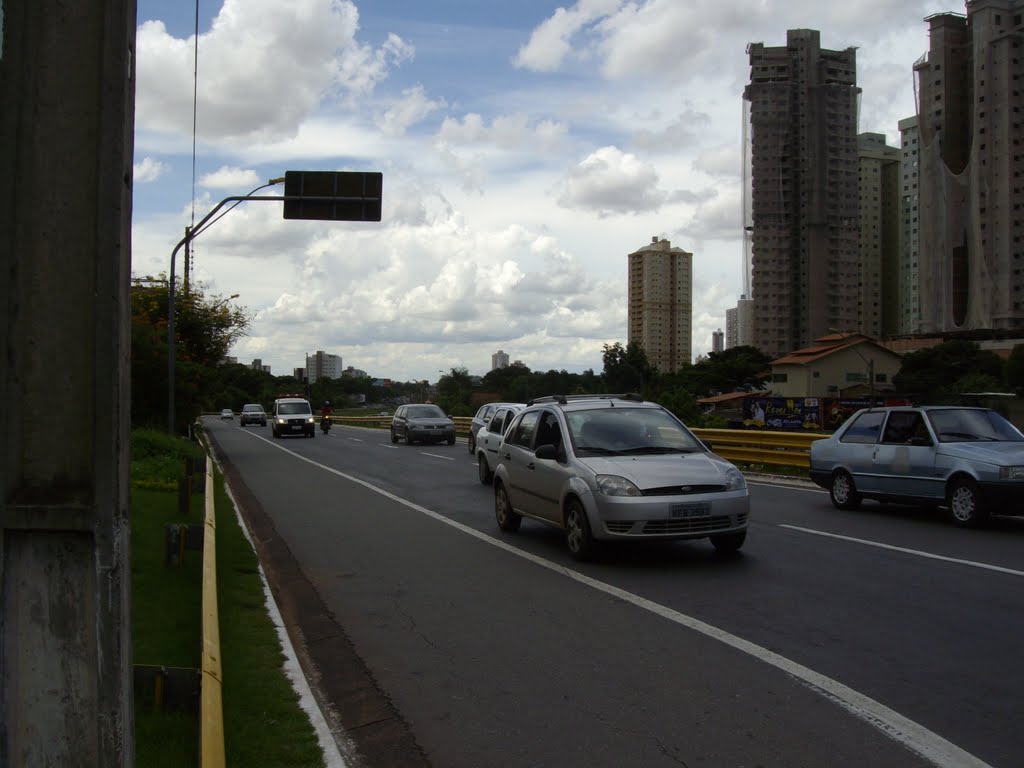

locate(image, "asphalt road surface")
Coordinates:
204 417 1024 768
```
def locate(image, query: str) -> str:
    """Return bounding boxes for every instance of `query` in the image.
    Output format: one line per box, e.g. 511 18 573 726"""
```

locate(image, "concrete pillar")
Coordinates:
0 1 136 765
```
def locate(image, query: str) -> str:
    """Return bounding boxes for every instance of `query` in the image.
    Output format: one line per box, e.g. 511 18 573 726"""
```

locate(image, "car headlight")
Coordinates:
306 416 315 424
596 475 641 497
723 467 747 490
276 417 286 424
998 466 1024 480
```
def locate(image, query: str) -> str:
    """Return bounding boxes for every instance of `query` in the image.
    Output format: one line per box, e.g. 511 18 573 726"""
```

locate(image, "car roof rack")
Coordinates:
526 393 644 406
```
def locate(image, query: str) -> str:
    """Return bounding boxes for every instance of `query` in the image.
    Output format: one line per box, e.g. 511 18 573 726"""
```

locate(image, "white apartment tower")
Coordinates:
627 237 693 373
491 350 510 370
858 132 902 337
306 350 343 383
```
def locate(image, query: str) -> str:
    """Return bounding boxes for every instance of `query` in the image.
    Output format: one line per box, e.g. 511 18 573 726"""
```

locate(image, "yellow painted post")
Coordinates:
200 455 226 768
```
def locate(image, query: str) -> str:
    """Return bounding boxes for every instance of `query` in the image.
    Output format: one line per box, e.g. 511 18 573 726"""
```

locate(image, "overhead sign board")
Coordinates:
283 170 382 222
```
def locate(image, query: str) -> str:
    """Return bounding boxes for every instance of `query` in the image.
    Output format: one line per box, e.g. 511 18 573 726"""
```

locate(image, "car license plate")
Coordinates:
670 502 710 518
290 424 301 431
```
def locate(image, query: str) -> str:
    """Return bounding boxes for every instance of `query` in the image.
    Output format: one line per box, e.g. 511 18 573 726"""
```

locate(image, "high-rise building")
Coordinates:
898 115 922 334
627 236 693 373
858 133 902 337
914 4 1024 332
726 294 755 349
491 350 510 370
744 29 862 359
306 350 342 383
712 329 725 353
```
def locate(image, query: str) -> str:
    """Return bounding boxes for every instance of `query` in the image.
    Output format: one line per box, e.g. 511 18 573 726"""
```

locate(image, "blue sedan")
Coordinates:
809 406 1024 527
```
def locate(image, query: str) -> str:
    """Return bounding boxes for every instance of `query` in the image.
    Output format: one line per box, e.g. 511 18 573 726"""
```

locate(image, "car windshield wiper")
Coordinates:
618 446 698 455
575 445 621 456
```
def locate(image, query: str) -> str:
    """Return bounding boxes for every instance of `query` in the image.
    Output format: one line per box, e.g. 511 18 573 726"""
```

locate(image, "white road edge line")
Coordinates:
780 524 1024 578
242 429 995 768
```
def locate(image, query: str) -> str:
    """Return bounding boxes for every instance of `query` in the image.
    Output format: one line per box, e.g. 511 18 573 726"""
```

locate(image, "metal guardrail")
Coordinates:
333 415 825 470
200 456 226 768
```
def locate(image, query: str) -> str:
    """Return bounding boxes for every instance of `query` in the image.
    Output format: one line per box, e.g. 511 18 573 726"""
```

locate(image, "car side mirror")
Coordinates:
535 444 558 461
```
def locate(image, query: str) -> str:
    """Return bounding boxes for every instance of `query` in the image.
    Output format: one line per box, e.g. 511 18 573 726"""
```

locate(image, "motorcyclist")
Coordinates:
320 400 333 432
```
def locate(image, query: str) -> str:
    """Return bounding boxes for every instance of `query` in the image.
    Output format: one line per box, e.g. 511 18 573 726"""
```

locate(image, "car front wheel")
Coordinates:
467 433 476 454
391 428 398 444
829 470 861 510
946 477 988 528
565 498 596 561
478 455 493 485
495 483 521 532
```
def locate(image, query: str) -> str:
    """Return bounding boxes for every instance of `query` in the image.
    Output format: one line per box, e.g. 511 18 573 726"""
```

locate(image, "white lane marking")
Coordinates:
421 452 455 461
346 437 364 442
249 439 991 768
780 525 1024 578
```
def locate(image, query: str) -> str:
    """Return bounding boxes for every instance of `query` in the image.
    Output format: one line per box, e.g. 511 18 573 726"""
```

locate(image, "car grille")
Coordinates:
641 484 727 496
605 513 747 535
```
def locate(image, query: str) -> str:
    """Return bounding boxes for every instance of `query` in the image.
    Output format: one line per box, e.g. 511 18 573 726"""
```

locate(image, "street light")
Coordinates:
830 328 875 404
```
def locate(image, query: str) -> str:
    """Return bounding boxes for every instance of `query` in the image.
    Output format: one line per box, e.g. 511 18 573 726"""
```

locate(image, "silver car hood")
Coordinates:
578 453 733 488
937 442 1024 465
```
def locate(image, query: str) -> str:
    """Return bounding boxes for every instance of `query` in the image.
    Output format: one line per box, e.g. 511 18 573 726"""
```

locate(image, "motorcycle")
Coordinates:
320 414 332 434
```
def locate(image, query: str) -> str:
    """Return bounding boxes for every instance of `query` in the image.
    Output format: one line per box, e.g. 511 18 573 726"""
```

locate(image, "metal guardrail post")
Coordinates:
200 455 226 767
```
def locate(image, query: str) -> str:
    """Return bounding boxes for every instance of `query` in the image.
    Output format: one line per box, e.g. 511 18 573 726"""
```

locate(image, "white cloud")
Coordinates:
376 85 446 137
199 166 261 189
134 156 169 183
557 146 666 216
136 0 412 143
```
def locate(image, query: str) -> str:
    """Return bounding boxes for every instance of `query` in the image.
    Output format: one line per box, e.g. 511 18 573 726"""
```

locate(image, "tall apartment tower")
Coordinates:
726 294 755 349
712 329 725 353
627 237 693 373
915 4 1024 332
491 349 510 370
744 29 862 359
898 116 923 333
306 350 342 383
858 133 902 337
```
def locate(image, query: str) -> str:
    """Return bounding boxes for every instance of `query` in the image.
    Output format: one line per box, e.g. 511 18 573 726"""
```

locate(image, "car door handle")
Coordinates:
526 462 536 470
503 452 511 459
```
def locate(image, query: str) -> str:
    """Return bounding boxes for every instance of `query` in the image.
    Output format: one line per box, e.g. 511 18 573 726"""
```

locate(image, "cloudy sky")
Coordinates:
132 0 955 382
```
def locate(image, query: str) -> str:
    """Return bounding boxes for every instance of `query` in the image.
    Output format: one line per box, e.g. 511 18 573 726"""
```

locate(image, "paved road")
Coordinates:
204 418 1024 768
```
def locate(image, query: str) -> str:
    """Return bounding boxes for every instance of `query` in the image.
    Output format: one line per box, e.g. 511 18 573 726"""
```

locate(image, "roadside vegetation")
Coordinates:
131 429 324 767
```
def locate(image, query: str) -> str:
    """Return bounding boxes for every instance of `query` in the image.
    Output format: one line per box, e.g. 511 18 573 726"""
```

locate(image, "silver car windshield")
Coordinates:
566 407 705 456
926 409 1024 442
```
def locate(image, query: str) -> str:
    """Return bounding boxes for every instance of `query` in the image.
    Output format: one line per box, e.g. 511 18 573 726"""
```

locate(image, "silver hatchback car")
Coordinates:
809 405 1024 527
492 395 749 560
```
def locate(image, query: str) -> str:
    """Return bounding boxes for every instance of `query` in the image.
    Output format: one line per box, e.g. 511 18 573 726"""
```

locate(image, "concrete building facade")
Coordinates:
858 133 902 337
744 29 862 359
306 350 342 383
898 115 923 333
491 350 510 370
914 3 1024 333
627 236 693 373
726 295 755 349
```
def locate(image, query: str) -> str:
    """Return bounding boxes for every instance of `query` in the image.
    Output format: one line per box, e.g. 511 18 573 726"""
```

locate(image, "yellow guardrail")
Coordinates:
200 456 226 768
334 415 826 470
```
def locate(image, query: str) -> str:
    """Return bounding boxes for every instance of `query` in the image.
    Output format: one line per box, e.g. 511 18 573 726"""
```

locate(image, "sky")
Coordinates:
132 0 958 383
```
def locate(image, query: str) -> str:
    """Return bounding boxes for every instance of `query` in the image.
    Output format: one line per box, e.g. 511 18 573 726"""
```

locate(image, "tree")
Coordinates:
601 341 658 394
1007 344 1024 393
893 340 1005 402
131 278 252 429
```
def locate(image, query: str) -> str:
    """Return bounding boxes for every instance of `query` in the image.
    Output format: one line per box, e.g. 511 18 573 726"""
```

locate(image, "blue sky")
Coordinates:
132 0 955 382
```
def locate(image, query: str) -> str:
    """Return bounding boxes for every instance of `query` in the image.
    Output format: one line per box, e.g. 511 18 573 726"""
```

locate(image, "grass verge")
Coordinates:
131 429 324 767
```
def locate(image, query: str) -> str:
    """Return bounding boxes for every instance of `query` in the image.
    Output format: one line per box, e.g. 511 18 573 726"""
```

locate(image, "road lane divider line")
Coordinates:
420 452 455 461
779 525 1024 578
257 441 993 768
